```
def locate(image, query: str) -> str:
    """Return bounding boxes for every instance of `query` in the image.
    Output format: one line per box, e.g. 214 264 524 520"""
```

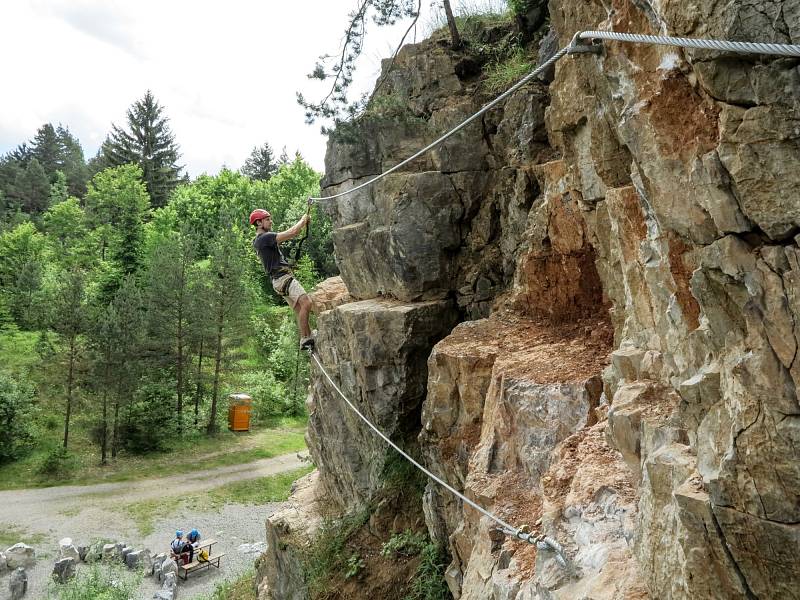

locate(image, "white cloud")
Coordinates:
0 0 430 177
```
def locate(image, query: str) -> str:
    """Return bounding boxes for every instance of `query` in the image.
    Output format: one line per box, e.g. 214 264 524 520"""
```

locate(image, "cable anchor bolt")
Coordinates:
568 33 603 55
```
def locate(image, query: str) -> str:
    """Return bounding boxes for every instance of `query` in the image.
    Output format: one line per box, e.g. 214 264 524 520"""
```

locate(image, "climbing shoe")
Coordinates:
300 331 316 351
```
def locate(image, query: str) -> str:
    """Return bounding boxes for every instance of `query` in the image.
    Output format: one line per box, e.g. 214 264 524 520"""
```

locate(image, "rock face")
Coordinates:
257 1 800 599
544 0 800 596
307 298 458 509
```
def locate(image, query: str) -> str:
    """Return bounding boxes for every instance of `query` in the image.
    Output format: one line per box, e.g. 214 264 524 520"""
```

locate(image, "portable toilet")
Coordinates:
228 393 252 432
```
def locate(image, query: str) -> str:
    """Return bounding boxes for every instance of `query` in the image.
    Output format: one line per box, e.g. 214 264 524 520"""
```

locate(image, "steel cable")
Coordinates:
302 28 800 569
309 31 800 204
309 350 566 561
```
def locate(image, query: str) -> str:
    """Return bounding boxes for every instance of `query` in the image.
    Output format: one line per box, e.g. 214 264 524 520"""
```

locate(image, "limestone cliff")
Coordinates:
257 1 800 599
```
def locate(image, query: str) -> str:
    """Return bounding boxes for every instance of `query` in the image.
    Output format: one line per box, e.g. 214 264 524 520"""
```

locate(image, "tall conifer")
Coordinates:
101 91 184 208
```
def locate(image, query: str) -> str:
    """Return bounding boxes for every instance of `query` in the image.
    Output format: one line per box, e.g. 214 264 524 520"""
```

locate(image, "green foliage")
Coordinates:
345 554 365 579
49 171 69 205
293 254 320 291
119 381 176 454
42 197 89 268
46 564 140 600
200 569 257 600
14 157 51 214
301 506 372 596
0 371 36 463
84 164 151 292
37 446 77 478
0 222 46 290
101 90 184 208
241 142 279 181
404 543 451 600
382 449 427 500
483 49 535 92
381 529 427 557
507 0 530 16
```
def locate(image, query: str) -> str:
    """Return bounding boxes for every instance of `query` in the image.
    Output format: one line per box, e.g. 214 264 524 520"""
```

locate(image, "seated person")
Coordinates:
187 528 202 548
170 530 194 564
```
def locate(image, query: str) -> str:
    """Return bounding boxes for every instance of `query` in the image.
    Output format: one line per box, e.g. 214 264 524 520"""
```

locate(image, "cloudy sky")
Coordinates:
0 1 454 176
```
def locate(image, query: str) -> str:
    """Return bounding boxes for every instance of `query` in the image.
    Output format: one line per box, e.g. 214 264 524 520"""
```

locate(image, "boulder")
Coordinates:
58 539 79 563
52 557 76 584
157 572 178 600
126 549 152 570
77 545 88 562
4 544 34 569
151 552 166 576
101 543 116 560
120 546 133 563
9 567 27 600
158 558 178 582
0 551 6 570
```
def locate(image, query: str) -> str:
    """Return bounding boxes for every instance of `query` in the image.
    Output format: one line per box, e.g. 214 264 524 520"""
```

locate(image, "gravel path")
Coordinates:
0 453 307 600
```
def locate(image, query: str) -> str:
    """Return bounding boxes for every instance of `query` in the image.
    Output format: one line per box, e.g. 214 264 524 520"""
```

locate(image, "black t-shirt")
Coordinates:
253 232 291 279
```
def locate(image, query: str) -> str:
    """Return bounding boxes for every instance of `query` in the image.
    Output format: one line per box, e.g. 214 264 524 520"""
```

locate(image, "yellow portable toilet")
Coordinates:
228 393 252 432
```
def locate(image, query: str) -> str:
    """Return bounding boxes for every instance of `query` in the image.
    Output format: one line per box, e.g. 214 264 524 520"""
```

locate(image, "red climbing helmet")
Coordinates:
249 208 270 226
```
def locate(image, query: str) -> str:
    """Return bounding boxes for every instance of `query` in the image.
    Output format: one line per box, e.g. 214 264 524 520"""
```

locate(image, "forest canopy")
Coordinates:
0 91 335 477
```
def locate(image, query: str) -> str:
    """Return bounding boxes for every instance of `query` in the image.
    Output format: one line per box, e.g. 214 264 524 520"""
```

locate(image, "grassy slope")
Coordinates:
0 420 308 490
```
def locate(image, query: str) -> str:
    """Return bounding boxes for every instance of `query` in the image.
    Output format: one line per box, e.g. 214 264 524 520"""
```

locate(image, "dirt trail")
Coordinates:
0 452 305 529
0 452 308 600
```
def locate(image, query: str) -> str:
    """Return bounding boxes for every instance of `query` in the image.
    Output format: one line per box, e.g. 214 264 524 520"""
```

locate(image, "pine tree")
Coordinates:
241 143 279 181
13 158 50 213
56 126 89 197
49 171 69 205
84 164 150 290
28 124 88 197
31 124 62 176
143 230 196 421
50 269 88 449
101 91 184 208
206 226 249 434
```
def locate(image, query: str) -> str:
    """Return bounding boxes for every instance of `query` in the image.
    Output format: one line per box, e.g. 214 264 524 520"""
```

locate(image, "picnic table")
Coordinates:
175 538 225 581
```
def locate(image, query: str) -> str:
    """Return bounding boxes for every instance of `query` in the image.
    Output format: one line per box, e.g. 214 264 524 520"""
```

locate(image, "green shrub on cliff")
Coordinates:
405 542 450 600
484 49 535 92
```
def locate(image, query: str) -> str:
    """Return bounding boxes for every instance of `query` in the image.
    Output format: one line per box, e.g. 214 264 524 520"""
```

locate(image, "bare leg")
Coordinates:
293 295 312 339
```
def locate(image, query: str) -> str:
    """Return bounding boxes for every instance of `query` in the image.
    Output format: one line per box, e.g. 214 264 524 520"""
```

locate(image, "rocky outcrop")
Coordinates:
545 0 800 596
258 1 800 598
308 298 459 509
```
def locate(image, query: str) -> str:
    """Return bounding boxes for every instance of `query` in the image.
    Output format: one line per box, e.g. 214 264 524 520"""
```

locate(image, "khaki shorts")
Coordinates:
272 274 307 309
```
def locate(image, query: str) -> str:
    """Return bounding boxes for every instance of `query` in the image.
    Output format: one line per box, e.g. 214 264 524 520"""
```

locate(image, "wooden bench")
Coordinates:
173 538 224 581
177 552 225 581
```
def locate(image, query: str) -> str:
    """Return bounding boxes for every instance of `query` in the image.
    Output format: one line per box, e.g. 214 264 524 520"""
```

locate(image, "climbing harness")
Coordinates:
308 31 800 204
300 30 800 568
308 350 568 564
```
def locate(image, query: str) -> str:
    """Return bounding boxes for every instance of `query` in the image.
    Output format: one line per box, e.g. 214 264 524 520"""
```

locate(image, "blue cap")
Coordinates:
176 530 183 537
190 529 199 536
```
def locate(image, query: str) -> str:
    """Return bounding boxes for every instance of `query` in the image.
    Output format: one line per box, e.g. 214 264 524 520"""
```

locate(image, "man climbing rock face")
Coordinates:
250 208 315 350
